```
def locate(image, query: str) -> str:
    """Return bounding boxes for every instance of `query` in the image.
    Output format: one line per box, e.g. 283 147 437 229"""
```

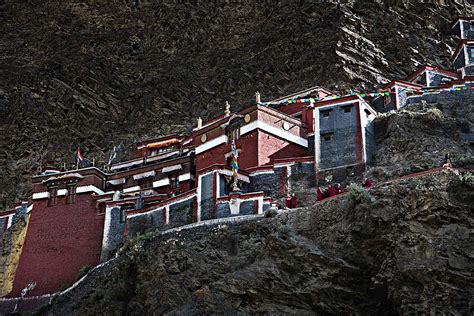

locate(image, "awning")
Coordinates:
133 171 156 180
153 178 170 188
107 178 126 185
162 164 182 173
146 139 180 149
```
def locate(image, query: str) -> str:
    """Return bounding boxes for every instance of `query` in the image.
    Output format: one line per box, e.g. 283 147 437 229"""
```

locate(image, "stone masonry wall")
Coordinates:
101 207 126 260
406 88 474 107
319 103 358 169
168 198 194 227
199 173 214 221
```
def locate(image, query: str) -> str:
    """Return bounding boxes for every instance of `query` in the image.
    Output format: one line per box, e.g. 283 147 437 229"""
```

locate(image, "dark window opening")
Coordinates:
170 175 179 192
383 95 391 106
66 184 76 204
364 109 372 117
292 112 303 120
342 105 353 113
346 166 355 177
321 109 332 117
48 186 58 207
139 179 153 189
226 156 233 168
322 133 332 141
120 208 126 223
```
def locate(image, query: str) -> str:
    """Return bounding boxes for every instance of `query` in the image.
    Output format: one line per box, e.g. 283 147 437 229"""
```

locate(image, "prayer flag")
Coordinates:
76 148 84 165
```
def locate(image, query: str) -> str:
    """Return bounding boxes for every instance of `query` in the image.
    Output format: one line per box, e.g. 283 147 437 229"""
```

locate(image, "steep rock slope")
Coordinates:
1 0 473 208
369 100 474 179
39 169 473 315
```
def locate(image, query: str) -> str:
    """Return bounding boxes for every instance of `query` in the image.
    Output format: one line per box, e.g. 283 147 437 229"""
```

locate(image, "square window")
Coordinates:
342 105 353 113
321 109 332 117
322 133 332 141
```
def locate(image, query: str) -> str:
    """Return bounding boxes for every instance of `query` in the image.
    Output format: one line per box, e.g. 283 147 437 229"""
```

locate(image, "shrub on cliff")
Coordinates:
348 184 371 204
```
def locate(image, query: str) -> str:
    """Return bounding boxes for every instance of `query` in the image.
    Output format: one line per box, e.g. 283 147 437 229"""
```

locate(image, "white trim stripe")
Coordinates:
153 178 170 188
241 121 308 147
195 135 228 154
133 170 156 180
57 189 68 196
32 192 49 200
178 173 194 182
123 186 140 193
76 185 105 195
218 169 250 183
33 185 105 199
162 164 182 173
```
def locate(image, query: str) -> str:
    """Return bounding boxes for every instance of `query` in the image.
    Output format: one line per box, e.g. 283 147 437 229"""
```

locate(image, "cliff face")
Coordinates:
369 100 474 179
39 169 473 315
1 0 473 209
36 97 474 315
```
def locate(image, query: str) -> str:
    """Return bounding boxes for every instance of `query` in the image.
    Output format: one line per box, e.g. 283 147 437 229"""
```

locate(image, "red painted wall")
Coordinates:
257 130 308 165
10 194 104 296
272 102 309 116
196 130 259 174
196 129 309 173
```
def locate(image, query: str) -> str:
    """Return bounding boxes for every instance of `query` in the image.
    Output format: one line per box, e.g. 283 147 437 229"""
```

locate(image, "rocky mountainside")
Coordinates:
36 98 474 315
39 168 473 315
1 0 473 209
34 100 474 315
368 100 474 180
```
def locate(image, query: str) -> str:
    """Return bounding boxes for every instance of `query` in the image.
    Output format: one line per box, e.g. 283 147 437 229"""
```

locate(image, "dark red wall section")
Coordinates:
196 130 259 173
10 194 104 296
257 130 308 165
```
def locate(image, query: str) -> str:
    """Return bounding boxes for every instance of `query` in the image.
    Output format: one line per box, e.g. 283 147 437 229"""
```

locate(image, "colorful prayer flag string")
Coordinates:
260 84 472 106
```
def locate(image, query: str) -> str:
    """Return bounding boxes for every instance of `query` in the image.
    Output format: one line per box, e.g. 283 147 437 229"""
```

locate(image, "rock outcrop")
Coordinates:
369 100 474 180
39 169 473 315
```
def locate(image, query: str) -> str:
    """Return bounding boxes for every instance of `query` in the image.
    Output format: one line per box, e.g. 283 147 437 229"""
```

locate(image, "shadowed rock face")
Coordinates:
39 169 473 315
369 100 474 180
0 0 472 209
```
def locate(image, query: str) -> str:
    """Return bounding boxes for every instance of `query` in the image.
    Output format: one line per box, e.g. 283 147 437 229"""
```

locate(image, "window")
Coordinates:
364 109 372 117
321 109 332 117
226 128 240 142
292 112 302 120
322 133 332 141
139 179 153 189
152 145 177 156
342 105 353 113
170 175 179 191
226 156 233 168
66 184 76 204
346 166 355 177
48 186 58 206
120 207 126 223
383 95 391 107
471 49 474 58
